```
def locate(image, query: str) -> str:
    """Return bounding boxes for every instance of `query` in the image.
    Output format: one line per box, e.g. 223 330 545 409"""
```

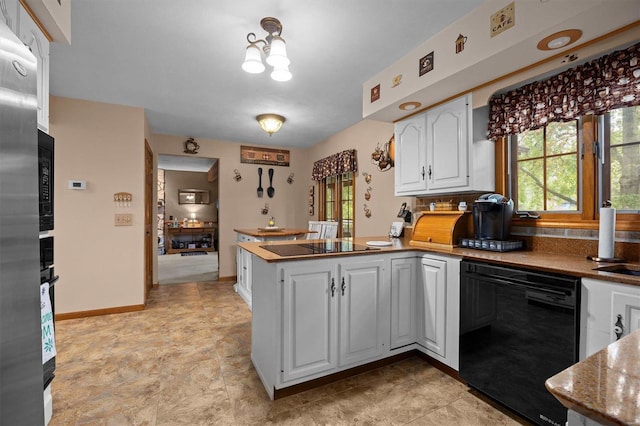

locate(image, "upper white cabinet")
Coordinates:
18 4 49 132
394 94 495 196
394 116 427 194
0 0 19 32
581 278 640 360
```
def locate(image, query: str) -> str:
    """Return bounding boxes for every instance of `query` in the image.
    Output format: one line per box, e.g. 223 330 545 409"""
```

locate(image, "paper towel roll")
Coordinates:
598 207 616 259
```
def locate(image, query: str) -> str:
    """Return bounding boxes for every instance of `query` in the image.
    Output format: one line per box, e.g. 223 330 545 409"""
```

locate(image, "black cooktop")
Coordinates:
260 242 378 257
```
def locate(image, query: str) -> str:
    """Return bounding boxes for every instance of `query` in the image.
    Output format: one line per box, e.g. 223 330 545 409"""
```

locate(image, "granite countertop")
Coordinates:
238 236 640 286
234 228 314 238
546 330 640 426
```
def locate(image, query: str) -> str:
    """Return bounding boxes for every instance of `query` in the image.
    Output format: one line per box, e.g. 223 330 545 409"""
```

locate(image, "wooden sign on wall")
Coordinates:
240 145 290 167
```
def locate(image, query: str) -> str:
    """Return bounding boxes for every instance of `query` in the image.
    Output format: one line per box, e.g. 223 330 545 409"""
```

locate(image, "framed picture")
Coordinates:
419 51 434 76
308 196 314 205
308 206 314 216
309 186 314 196
370 84 380 103
240 145 290 166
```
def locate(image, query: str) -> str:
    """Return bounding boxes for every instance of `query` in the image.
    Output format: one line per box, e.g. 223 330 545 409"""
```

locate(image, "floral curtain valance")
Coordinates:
488 41 640 140
311 149 358 181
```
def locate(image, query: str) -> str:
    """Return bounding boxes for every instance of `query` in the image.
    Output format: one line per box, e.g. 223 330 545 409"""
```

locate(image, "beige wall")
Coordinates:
163 170 217 223
307 119 414 238
50 96 146 314
49 96 412 315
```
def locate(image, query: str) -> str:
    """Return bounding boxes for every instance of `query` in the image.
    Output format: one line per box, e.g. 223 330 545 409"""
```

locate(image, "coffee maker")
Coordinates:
473 193 513 240
460 193 524 251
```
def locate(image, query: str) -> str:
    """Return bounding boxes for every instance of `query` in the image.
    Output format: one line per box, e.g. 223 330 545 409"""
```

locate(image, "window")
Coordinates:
505 105 640 228
319 172 354 237
510 121 580 212
601 105 640 211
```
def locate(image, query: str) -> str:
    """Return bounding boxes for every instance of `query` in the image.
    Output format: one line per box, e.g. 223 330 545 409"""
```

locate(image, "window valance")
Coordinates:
488 41 640 140
311 149 358 181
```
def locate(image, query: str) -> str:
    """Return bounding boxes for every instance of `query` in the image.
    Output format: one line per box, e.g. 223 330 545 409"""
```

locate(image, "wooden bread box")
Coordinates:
410 211 472 248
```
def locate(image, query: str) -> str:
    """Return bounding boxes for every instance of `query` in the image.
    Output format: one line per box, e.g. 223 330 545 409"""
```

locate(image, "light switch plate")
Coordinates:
115 213 132 226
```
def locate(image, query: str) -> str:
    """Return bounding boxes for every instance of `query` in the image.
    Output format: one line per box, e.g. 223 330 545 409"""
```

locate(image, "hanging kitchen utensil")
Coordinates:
267 168 275 198
257 167 263 198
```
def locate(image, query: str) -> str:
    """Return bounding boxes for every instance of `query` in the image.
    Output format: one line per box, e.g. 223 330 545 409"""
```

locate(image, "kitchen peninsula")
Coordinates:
240 235 640 415
234 227 314 310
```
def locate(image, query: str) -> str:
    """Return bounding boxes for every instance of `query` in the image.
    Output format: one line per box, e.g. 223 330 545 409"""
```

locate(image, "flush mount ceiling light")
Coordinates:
256 114 286 136
399 101 422 111
242 17 292 82
537 29 582 51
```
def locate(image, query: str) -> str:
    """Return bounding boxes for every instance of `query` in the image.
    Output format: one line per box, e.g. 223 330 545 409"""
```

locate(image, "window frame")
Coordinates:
500 114 640 231
318 172 355 238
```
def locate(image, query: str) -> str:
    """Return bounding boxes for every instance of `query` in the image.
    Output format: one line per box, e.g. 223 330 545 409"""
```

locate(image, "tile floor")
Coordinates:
50 281 529 425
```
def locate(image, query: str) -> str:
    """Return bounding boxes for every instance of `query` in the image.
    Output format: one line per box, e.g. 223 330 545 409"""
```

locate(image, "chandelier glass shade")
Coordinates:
256 114 286 136
242 17 291 82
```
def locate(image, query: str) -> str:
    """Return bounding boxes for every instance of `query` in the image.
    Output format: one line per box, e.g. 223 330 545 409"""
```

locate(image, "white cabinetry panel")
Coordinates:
417 257 447 357
18 4 49 132
282 263 338 382
426 95 469 191
390 257 417 349
394 116 427 195
339 259 386 367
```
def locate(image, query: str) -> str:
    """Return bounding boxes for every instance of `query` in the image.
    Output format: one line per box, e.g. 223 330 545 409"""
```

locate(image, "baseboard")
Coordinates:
56 304 145 321
218 275 236 282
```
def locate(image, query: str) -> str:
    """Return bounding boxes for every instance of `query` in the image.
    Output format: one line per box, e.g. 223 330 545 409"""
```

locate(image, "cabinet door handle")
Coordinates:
421 167 425 180
614 314 624 340
428 165 432 180
331 278 336 297
341 277 346 296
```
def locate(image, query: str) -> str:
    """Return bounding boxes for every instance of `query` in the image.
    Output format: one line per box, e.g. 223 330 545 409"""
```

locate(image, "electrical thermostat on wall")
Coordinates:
67 180 86 190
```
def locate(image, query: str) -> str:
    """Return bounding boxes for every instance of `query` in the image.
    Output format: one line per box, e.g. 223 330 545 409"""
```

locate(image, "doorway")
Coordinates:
157 155 219 285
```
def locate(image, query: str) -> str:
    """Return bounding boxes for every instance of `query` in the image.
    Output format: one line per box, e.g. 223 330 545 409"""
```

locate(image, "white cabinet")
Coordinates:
0 0 19 33
416 254 460 370
235 231 302 310
417 257 447 357
394 94 494 195
278 256 389 385
338 259 387 366
425 95 470 191
390 256 417 349
581 278 640 359
394 116 427 195
18 4 49 132
281 261 338 382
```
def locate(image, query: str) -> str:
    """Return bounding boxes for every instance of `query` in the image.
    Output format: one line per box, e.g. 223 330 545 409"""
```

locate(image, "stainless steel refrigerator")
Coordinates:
0 19 45 424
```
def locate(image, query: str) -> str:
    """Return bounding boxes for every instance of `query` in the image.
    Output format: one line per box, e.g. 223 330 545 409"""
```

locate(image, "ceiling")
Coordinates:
157 155 217 172
49 0 486 149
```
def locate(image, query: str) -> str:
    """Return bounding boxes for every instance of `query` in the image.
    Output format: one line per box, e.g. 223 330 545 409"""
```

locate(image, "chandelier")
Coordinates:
242 17 292 82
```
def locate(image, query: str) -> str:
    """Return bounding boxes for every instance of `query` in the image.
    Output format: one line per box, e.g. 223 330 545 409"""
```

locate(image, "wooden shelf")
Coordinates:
165 226 216 254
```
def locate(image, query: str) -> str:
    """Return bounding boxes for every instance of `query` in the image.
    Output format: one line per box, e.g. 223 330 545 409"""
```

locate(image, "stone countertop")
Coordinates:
234 228 314 238
238 236 640 286
546 330 640 426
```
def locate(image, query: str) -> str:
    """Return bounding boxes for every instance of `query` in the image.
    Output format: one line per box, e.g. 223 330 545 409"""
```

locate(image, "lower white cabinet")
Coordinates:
417 254 460 369
417 257 447 357
338 259 387 366
281 261 338 382
581 278 640 359
250 250 460 399
390 257 418 349
280 257 387 383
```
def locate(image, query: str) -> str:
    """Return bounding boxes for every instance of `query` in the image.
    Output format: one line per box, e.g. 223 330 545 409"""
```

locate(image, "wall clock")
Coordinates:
183 137 199 154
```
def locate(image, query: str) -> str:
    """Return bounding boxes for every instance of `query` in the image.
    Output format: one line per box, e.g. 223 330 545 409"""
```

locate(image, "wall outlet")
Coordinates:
115 213 133 226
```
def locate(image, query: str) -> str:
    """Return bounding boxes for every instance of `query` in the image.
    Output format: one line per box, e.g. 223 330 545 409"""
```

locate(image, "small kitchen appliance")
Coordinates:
461 193 524 252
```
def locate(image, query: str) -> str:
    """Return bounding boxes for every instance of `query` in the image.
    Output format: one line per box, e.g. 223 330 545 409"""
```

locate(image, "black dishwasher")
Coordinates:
459 260 579 426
